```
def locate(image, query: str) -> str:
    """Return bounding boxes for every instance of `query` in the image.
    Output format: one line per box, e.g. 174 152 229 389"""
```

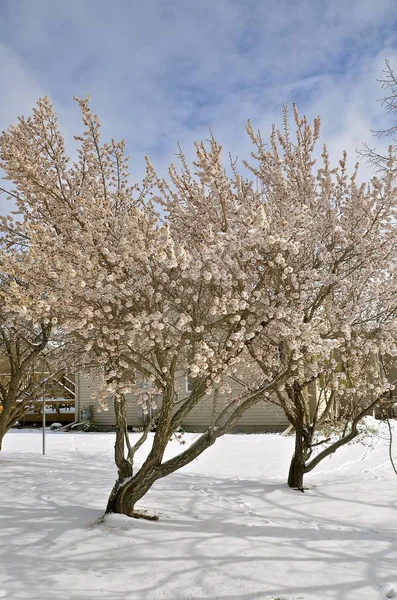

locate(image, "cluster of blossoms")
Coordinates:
1 98 396 409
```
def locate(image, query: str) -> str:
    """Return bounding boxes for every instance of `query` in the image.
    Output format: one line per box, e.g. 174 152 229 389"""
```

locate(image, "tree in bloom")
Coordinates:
1 97 396 515
0 98 290 518
241 107 397 488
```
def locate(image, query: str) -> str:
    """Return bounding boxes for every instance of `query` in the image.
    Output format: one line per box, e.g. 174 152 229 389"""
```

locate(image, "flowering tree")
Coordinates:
242 108 397 488
1 97 396 516
0 98 289 518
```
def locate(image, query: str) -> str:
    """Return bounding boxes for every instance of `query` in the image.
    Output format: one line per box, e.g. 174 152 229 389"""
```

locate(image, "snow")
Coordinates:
1 425 397 600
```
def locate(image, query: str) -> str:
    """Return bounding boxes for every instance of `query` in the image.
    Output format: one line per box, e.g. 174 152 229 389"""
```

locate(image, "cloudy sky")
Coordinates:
0 0 397 213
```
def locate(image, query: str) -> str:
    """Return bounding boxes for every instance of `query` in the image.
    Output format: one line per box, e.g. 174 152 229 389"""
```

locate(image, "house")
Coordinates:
0 372 77 426
75 361 397 432
75 371 290 433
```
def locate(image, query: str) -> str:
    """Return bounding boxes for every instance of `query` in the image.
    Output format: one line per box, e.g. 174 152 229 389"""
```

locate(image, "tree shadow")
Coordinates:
1 452 397 599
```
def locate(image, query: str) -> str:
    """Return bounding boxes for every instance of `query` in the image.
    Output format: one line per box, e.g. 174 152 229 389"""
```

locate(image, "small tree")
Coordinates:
0 269 77 449
0 271 56 448
243 107 397 488
0 319 53 449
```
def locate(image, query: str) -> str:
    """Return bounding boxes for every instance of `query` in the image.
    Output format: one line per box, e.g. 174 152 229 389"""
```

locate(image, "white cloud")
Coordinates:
0 0 396 213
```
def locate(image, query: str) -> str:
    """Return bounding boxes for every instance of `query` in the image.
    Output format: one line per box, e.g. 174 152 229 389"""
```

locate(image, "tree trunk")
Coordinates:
104 377 270 519
287 451 305 489
0 407 11 451
106 389 165 519
106 465 160 519
287 389 307 490
113 395 133 480
105 427 219 519
287 419 306 489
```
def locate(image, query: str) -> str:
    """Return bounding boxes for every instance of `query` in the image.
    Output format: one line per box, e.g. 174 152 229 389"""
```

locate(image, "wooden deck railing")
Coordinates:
0 373 76 425
0 372 75 398
22 399 76 424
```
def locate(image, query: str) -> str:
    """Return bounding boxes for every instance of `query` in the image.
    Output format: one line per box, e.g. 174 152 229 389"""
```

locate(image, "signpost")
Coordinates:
42 390 46 456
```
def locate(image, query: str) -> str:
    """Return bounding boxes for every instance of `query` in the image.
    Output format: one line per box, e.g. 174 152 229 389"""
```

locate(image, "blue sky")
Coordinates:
0 0 397 213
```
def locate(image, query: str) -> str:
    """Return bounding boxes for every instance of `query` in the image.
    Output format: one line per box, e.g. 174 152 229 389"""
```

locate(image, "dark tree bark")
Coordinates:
287 454 305 490
106 426 219 518
0 376 22 450
287 432 306 489
287 383 311 489
105 374 279 519
0 320 54 449
0 410 9 450
286 393 381 490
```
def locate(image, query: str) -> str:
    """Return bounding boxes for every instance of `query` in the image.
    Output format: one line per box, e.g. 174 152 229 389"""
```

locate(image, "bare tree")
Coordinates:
0 319 52 448
359 59 397 172
0 272 79 449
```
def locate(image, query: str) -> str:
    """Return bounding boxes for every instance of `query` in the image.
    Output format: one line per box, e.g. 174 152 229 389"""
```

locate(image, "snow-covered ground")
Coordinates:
1 424 397 600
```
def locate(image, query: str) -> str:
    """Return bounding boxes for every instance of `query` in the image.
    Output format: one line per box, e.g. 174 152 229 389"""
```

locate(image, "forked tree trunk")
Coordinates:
107 394 133 508
106 464 160 519
106 427 220 519
113 397 133 480
287 396 381 488
106 390 169 519
105 381 269 519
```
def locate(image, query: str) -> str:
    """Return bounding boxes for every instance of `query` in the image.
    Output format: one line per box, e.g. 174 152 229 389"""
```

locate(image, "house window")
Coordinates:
185 373 197 393
137 404 158 423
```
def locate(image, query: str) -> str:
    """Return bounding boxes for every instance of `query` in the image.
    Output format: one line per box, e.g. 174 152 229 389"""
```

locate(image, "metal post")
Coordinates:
42 390 46 456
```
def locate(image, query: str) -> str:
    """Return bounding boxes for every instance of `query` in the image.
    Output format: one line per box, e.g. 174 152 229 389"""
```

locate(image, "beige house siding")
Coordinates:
76 371 290 432
76 372 152 429
388 366 397 389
